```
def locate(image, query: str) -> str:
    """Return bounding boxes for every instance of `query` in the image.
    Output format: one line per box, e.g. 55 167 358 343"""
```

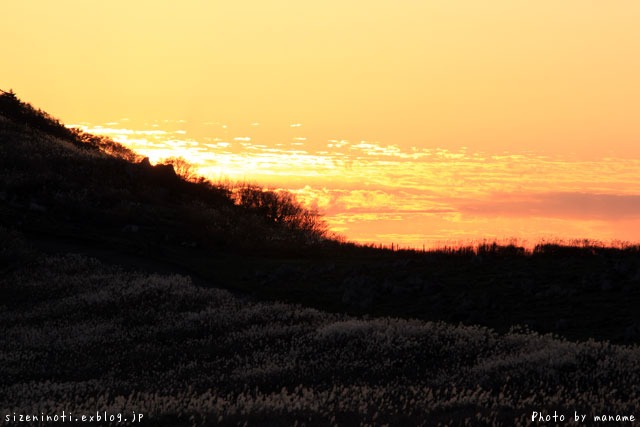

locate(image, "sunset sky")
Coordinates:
4 1 640 247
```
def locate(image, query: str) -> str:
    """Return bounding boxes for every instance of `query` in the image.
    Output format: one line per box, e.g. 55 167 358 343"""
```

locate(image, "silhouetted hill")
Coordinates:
0 90 329 256
3 89 640 425
2 90 640 346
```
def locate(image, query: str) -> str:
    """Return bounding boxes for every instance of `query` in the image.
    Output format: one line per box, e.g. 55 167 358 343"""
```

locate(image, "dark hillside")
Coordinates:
2 90 640 425
0 90 328 257
2 232 639 426
0 89 139 160
2 90 640 346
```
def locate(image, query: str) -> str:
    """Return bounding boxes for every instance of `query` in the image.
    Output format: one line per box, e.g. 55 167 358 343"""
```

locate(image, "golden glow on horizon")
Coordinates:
67 122 640 248
5 1 640 246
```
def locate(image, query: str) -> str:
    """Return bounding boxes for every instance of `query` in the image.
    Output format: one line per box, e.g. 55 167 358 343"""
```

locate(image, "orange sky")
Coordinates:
4 1 640 247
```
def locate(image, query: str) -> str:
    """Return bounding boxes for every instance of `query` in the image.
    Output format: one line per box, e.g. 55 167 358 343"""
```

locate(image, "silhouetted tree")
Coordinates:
163 156 197 181
235 185 327 242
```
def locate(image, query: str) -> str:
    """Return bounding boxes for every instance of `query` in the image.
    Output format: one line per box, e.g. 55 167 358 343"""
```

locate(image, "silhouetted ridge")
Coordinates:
3 90 640 346
0 89 139 161
0 90 330 255
0 89 79 145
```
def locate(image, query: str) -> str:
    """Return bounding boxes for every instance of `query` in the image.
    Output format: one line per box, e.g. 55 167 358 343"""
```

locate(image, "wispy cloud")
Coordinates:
74 120 640 246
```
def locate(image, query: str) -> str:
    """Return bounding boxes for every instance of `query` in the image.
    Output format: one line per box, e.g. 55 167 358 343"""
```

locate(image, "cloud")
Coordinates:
459 192 640 220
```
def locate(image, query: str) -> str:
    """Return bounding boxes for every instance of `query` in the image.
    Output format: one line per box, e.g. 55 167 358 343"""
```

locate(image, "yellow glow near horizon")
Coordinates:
4 2 640 246
64 122 640 248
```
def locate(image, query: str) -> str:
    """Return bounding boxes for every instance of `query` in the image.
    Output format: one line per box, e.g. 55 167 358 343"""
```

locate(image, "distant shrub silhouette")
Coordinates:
163 156 198 182
70 128 141 162
234 184 328 243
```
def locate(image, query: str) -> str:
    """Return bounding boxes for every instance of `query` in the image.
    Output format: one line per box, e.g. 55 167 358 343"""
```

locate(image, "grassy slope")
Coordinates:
1 91 640 345
2 91 640 424
2 234 639 426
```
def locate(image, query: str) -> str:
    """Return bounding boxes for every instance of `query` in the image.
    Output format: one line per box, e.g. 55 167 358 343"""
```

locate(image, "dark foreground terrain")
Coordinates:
3 229 640 426
2 90 640 425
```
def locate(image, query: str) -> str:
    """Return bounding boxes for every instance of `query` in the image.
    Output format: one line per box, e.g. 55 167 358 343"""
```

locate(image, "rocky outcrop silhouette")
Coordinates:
138 157 178 185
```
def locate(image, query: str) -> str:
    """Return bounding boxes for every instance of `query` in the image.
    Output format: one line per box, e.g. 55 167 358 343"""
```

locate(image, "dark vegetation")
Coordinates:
0 89 328 255
2 241 639 426
1 89 640 345
2 89 640 424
